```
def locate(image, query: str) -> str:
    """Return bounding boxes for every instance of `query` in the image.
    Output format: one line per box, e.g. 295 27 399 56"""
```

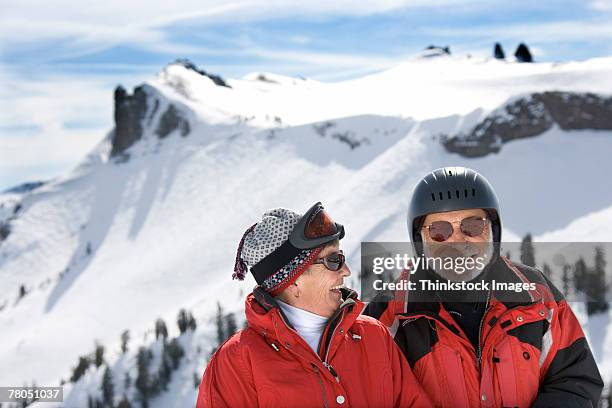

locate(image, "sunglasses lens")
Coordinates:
324 253 345 271
304 208 338 239
429 221 453 242
461 216 487 237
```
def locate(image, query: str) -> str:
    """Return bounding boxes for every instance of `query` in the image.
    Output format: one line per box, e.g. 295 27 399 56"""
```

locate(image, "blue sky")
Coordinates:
2 0 612 191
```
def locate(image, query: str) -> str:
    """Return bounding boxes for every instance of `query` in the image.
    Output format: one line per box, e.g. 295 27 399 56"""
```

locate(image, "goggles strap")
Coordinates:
251 240 303 284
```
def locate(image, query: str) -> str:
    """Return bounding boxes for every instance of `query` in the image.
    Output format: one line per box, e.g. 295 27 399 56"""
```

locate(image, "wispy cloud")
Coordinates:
0 66 131 189
591 0 612 11
2 0 612 189
423 19 612 43
1 0 489 62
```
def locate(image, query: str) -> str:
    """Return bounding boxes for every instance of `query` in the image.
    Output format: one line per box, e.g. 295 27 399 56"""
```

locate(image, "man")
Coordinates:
365 167 603 407
197 202 430 407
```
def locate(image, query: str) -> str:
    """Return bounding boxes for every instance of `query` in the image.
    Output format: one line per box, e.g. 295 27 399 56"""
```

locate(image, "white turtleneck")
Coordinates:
277 300 328 353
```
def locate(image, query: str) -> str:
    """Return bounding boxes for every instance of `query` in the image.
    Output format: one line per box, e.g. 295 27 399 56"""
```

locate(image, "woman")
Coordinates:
196 202 430 407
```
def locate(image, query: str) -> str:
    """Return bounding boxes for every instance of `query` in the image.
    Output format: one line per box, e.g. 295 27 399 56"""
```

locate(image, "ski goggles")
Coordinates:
252 202 344 282
289 202 345 249
312 251 346 271
423 216 488 242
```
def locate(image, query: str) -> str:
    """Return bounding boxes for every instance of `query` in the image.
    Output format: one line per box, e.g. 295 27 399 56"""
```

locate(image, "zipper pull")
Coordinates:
323 362 340 383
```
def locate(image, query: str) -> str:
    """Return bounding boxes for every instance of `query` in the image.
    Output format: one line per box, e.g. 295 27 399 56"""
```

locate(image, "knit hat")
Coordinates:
233 208 323 295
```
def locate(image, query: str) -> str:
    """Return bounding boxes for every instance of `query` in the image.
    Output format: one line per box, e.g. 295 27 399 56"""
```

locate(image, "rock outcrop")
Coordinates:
111 85 149 156
0 222 9 243
420 45 451 58
514 43 533 63
156 104 190 138
442 92 612 157
111 85 192 156
494 43 505 59
173 58 230 88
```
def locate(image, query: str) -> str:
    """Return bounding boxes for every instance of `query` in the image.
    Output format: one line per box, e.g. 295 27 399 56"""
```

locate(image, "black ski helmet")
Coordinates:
407 167 502 255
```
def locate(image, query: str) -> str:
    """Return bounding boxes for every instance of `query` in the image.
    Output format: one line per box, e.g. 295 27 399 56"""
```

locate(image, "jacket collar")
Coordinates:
399 256 543 317
246 286 364 356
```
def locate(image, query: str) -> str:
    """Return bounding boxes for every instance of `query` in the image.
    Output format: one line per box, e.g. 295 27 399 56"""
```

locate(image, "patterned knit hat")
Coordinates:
233 208 323 295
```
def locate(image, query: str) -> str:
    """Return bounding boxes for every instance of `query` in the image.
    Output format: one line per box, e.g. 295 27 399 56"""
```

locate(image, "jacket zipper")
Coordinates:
277 306 345 382
312 364 330 408
476 290 492 372
322 310 345 382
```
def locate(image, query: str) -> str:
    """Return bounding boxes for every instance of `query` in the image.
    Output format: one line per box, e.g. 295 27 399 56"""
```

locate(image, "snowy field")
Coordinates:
1 53 612 407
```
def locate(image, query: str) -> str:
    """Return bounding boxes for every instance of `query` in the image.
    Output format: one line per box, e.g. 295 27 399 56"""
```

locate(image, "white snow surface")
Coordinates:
1 54 612 407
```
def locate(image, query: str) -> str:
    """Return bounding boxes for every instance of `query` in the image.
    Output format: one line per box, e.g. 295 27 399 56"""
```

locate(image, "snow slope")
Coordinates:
1 54 612 407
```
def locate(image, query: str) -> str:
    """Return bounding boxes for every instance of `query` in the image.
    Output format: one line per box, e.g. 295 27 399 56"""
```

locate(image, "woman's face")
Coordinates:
293 242 351 318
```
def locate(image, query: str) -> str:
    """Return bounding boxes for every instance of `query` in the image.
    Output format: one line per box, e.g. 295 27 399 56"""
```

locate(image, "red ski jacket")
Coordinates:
197 287 431 407
365 256 603 408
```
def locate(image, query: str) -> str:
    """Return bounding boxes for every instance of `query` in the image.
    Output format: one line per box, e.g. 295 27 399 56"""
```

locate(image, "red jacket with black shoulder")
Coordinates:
365 256 603 408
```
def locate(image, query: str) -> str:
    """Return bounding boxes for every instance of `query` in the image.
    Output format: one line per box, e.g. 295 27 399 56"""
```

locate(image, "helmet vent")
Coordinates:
464 189 468 197
456 190 460 198
472 188 476 197
431 193 436 202
447 191 452 199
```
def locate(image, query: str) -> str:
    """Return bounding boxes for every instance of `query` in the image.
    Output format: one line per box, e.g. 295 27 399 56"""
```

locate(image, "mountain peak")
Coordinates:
166 58 230 88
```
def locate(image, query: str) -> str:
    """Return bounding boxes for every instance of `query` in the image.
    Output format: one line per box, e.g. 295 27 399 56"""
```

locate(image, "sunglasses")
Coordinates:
312 251 346 271
423 216 488 242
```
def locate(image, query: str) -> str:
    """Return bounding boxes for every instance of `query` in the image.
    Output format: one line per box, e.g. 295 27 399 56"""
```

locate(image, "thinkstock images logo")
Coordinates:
360 242 611 305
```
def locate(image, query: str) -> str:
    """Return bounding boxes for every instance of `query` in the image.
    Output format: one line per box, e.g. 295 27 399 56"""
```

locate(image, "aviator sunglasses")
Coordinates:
423 216 489 242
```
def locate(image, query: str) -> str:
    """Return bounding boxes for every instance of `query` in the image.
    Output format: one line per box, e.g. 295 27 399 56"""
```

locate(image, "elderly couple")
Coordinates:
196 167 603 408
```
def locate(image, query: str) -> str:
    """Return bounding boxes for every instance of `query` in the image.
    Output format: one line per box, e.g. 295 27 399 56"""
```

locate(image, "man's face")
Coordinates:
420 208 493 282
293 242 351 318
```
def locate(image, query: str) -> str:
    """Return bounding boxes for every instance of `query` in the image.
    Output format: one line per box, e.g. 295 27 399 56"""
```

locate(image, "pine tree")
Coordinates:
574 257 588 293
542 263 552 280
120 330 130 353
71 356 90 382
157 344 173 391
177 309 189 334
216 303 225 346
155 318 168 341
123 372 131 391
193 372 201 389
18 284 26 299
520 234 536 267
562 263 572 298
116 396 132 408
588 246 609 316
94 343 105 368
225 313 238 337
165 338 184 369
135 347 152 408
101 365 114 408
187 312 197 331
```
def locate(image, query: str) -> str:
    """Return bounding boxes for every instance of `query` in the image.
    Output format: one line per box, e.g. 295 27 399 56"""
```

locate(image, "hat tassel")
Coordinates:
232 223 257 280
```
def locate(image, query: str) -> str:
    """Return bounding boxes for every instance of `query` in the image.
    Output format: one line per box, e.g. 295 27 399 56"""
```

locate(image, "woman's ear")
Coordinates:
285 282 301 299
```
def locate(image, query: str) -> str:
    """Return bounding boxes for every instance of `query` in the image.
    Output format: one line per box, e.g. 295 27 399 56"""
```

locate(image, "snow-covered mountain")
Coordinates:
2 54 612 407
